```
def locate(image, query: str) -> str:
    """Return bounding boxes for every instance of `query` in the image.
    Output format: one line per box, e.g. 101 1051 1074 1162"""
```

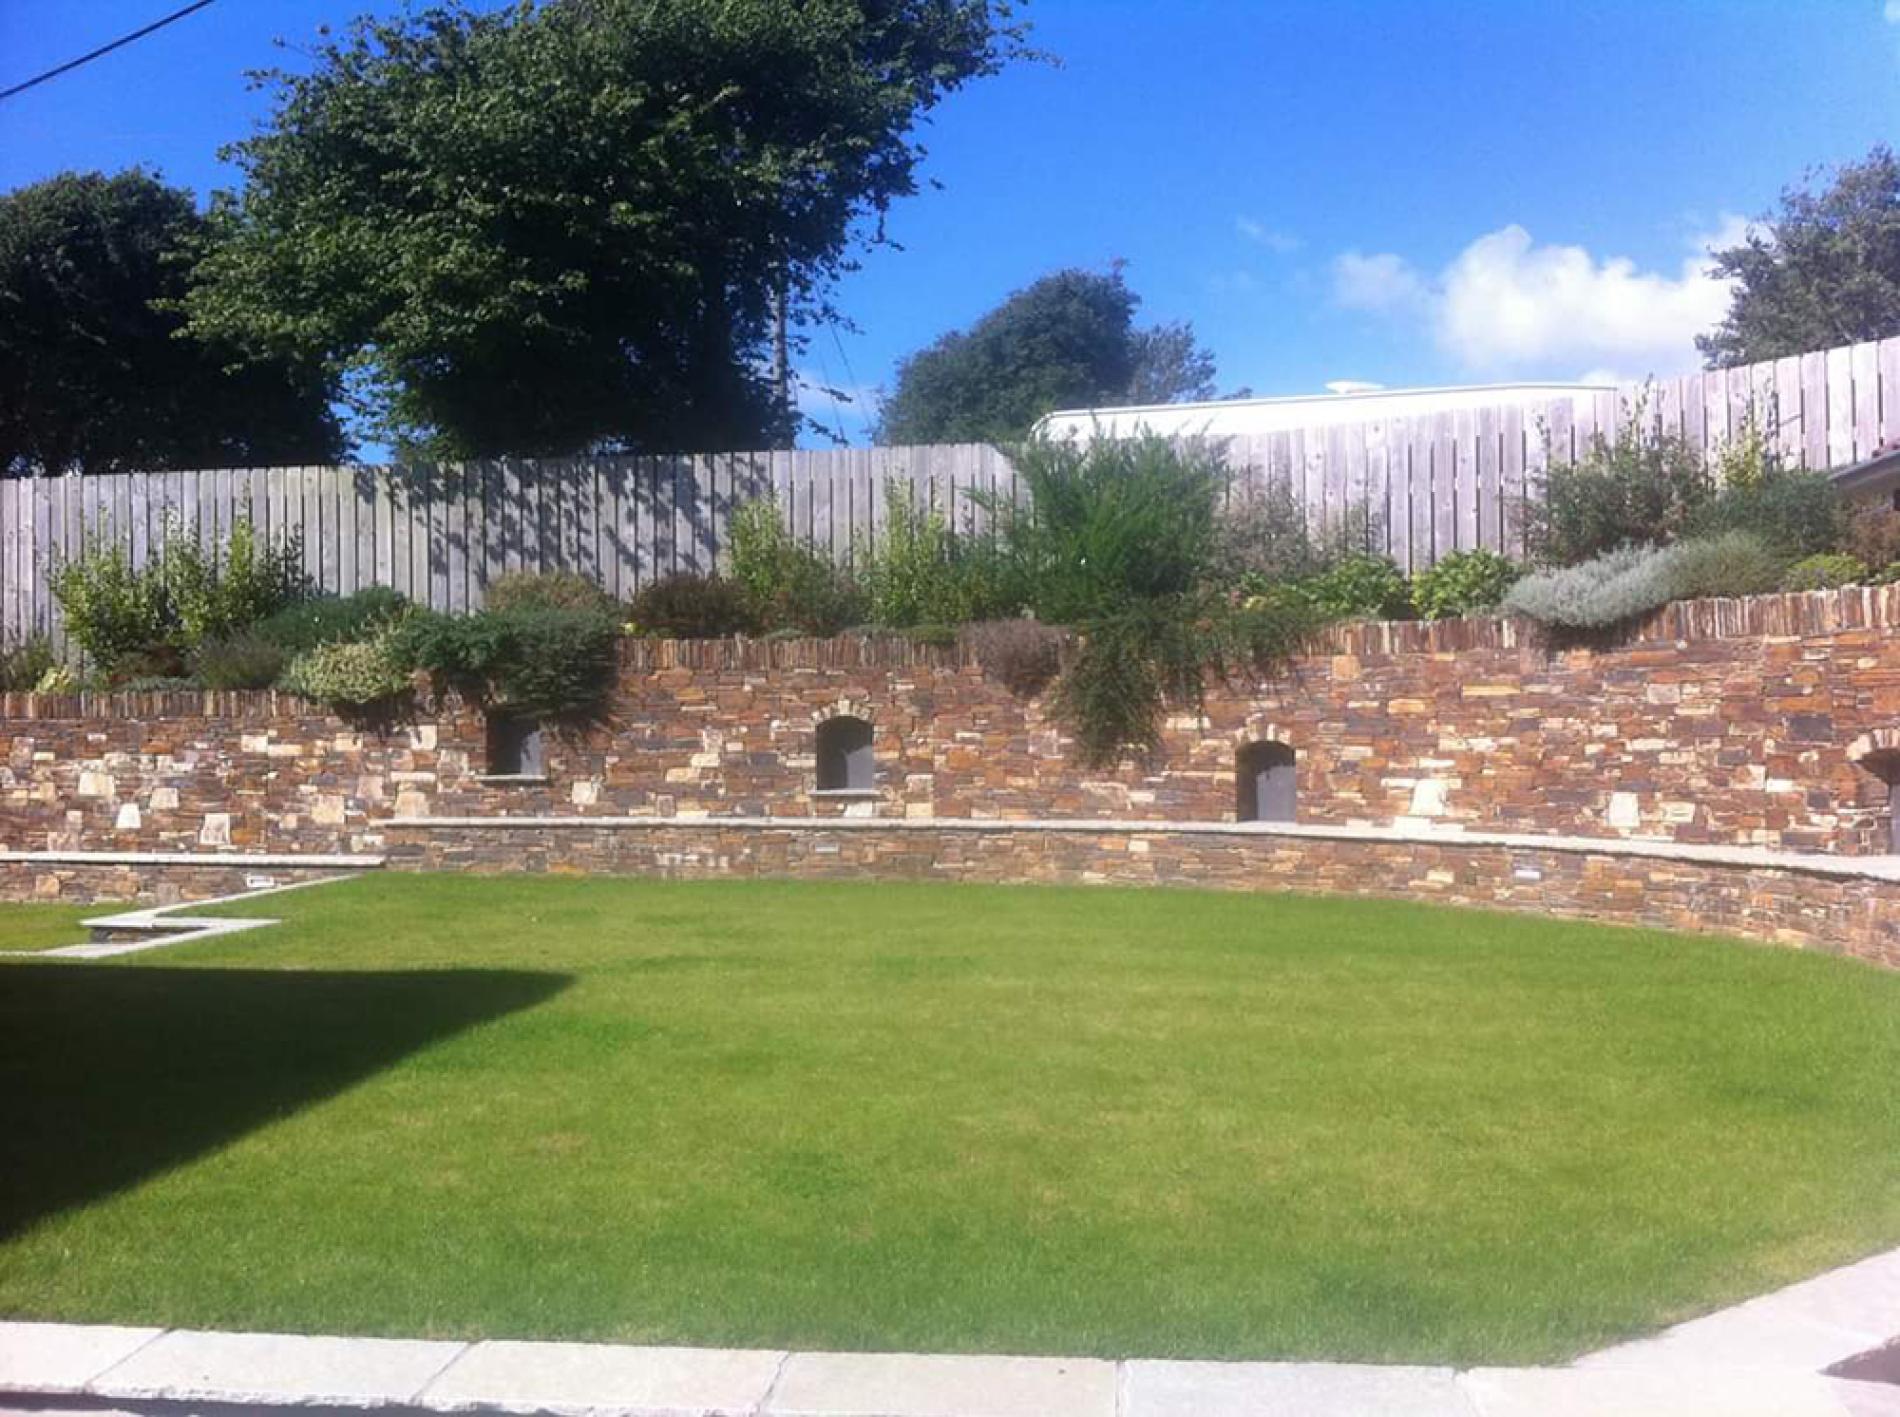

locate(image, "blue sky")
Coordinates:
2 0 1896 448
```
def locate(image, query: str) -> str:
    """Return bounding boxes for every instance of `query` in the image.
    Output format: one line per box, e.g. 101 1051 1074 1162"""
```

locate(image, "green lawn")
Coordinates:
2 873 1897 1364
0 902 98 952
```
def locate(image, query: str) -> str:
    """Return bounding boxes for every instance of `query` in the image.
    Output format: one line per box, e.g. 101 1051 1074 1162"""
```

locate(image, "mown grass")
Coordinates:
0 902 97 952
2 872 1897 1364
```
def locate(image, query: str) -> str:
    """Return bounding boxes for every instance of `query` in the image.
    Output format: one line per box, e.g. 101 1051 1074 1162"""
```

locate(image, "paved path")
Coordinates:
3 1246 1897 1415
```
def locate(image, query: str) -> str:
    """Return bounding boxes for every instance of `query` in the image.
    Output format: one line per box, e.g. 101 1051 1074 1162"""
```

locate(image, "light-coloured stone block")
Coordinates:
113 803 141 831
198 812 231 847
76 771 115 800
311 795 347 826
571 779 601 807
1124 1360 1471 1417
0 1321 163 1393
1458 1366 1847 1417
92 1329 467 1408
394 789 430 818
1606 791 1641 828
421 1339 785 1416
764 1351 1116 1417
147 787 178 811
1409 779 1451 817
408 725 439 752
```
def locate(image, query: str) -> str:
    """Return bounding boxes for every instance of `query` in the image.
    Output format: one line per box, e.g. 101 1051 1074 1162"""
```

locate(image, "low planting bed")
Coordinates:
2 873 1897 1364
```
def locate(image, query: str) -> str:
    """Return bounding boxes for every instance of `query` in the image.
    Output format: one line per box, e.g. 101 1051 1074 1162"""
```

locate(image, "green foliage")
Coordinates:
253 587 411 653
857 483 1024 627
1525 410 1713 566
1291 554 1412 621
728 496 865 634
0 637 54 693
982 434 1222 623
392 605 621 719
1668 531 1789 600
484 571 619 617
190 631 290 691
627 574 758 639
1688 469 1845 559
0 169 340 475
1503 544 1683 630
964 618 1064 697
876 269 1222 444
1782 552 1869 591
1699 145 1900 367
186 0 1030 457
1844 502 1900 572
1410 550 1522 620
50 519 307 675
281 634 412 707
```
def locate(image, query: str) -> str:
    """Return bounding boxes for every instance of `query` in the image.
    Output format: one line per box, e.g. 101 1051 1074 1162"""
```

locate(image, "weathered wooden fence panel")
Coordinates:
5 335 1898 649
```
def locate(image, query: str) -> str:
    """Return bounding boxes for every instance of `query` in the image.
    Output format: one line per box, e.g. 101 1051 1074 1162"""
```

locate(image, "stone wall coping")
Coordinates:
0 850 386 869
381 815 1900 884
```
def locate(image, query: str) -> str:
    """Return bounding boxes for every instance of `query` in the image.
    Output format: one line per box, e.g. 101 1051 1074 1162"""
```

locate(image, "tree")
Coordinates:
874 268 1223 444
185 0 1030 460
0 170 342 477
1699 145 1900 368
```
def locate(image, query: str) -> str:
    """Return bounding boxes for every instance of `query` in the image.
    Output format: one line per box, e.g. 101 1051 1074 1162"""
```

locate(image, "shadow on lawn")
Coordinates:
0 964 569 1239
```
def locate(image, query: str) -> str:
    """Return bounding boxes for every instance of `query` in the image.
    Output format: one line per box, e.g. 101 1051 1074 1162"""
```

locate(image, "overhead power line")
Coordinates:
0 0 218 104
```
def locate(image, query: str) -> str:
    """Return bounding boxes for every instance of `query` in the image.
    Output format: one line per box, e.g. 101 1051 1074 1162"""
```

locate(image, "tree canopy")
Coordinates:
1699 145 1900 368
184 0 1031 460
874 267 1224 445
0 170 342 477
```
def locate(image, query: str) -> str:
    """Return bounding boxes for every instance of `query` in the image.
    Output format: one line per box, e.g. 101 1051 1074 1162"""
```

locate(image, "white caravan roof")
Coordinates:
1035 381 1615 441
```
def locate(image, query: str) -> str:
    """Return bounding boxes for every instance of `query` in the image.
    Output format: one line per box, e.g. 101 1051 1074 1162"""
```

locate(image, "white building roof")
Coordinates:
1035 381 1615 441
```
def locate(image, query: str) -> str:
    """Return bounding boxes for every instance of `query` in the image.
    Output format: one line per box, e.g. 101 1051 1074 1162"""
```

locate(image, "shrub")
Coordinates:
964 618 1064 697
627 573 757 638
1291 553 1412 621
51 518 307 672
1502 544 1683 629
1688 469 1845 559
1669 531 1787 600
0 637 55 693
281 635 412 707
728 496 864 634
858 483 1024 628
1844 502 1900 573
484 570 618 616
50 543 171 671
1782 552 1869 591
254 586 410 652
979 434 1222 623
1215 478 1327 584
392 604 620 719
1410 550 1522 621
1524 412 1712 565
190 630 290 690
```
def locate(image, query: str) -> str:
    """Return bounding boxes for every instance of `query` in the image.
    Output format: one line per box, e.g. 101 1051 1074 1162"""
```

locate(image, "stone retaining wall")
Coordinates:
384 819 1900 971
0 854 370 906
5 587 1900 861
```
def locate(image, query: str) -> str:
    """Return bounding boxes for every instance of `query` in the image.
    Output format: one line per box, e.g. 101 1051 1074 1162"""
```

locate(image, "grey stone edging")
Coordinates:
379 814 1900 885
4 1239 1896 1415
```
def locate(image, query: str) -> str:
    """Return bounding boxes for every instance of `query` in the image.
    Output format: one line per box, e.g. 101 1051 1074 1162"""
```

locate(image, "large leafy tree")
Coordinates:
1699 145 1900 368
0 170 342 477
186 0 1030 459
874 268 1223 444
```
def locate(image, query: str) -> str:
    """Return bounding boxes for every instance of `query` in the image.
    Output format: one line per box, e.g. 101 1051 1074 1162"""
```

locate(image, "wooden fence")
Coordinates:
4 334 1899 651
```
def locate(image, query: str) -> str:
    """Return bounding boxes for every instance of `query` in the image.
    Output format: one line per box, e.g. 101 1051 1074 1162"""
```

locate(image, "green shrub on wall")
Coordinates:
728 496 865 635
253 586 410 653
190 631 290 690
1410 550 1522 621
1688 470 1845 559
627 573 757 638
392 603 620 719
281 634 412 706
1782 552 1869 590
1524 411 1712 566
0 636 54 693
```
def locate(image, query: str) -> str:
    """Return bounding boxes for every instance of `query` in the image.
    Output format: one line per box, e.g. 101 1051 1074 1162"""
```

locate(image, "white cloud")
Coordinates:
1886 0 1900 23
1236 216 1301 253
1332 250 1431 315
1330 218 1749 377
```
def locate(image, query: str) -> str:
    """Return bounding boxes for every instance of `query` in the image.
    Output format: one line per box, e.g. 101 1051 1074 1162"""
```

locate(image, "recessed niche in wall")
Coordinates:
1236 740 1296 823
486 714 546 779
816 715 875 793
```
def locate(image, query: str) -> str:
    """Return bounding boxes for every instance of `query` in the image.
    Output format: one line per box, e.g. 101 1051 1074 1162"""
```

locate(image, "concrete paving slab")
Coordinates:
763 1352 1116 1417
1577 1250 1900 1372
1123 1359 1475 1415
419 1339 786 1415
0 1323 162 1394
1832 1377 1900 1417
88 1330 468 1408
1458 1366 1857 1417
